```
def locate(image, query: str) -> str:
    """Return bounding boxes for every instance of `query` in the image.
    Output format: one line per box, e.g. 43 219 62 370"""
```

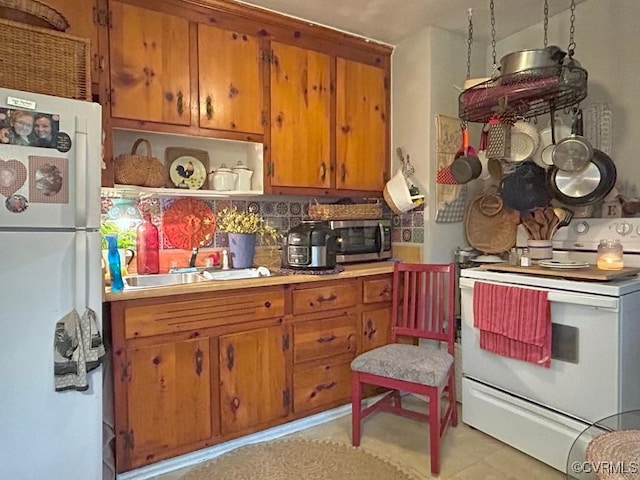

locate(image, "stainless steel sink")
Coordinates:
124 272 208 288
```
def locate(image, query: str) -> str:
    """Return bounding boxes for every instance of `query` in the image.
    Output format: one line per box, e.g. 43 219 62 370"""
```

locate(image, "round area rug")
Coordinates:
181 439 420 480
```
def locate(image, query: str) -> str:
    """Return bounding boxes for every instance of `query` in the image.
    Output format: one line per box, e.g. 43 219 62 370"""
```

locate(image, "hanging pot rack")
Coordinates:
458 0 587 124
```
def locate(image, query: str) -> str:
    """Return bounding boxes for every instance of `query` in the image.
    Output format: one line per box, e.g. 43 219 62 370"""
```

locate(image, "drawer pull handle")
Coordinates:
194 348 203 376
265 301 271 308
317 334 336 344
317 381 337 391
365 319 377 341
226 343 235 371
316 293 337 303
231 397 240 411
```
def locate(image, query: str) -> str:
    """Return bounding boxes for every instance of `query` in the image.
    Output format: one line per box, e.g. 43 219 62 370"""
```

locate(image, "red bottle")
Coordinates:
136 212 160 274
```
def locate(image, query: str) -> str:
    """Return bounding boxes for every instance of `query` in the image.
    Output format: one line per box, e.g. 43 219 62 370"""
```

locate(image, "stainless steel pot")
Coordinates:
499 46 566 81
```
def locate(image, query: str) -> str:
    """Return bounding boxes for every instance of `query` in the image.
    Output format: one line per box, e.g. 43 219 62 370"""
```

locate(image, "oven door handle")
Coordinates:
460 278 619 310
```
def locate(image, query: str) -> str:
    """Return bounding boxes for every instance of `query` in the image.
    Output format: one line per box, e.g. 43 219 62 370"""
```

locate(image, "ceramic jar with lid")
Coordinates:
597 239 624 270
211 164 238 191
232 161 253 191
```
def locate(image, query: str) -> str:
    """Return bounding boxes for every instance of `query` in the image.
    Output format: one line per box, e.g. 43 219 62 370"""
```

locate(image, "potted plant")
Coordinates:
216 208 280 268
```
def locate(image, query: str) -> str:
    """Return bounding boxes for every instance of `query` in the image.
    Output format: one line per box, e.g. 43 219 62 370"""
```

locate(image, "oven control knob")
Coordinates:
575 221 589 234
616 222 632 236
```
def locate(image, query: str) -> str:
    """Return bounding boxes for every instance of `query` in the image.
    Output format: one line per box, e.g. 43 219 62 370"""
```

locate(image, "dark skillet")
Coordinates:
546 149 617 206
501 161 552 211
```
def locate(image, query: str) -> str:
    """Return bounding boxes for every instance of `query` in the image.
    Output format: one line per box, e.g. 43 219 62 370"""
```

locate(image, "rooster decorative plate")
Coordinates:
169 156 207 190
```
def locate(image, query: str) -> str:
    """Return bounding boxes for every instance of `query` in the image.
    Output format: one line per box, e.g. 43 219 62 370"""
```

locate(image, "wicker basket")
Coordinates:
308 200 382 220
114 139 168 188
0 0 69 31
0 18 89 100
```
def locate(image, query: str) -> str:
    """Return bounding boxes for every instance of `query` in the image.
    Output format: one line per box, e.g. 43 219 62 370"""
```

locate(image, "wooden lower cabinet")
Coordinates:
219 326 288 436
110 274 393 472
121 337 213 469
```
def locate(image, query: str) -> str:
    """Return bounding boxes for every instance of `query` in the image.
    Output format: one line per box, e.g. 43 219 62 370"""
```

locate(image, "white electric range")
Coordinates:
460 218 640 473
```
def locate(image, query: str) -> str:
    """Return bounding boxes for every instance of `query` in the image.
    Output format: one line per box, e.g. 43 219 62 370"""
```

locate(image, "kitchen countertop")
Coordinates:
104 261 396 302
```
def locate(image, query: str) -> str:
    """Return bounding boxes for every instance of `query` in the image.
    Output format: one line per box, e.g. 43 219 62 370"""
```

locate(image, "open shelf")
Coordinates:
101 185 263 199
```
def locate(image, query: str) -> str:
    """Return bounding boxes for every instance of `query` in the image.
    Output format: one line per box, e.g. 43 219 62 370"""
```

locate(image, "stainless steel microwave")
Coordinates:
328 219 392 263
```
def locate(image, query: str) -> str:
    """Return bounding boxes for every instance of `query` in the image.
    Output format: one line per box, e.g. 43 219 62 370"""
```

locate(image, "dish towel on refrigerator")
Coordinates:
54 308 106 392
472 281 551 368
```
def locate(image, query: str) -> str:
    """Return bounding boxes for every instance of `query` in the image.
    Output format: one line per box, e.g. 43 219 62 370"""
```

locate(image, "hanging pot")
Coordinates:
552 109 593 172
546 149 617 206
498 46 566 82
500 162 552 211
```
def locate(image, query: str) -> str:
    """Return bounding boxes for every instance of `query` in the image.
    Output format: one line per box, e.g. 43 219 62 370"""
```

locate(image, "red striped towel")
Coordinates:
472 281 551 368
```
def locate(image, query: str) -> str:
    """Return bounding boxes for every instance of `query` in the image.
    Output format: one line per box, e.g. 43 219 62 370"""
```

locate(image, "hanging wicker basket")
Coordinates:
114 138 167 188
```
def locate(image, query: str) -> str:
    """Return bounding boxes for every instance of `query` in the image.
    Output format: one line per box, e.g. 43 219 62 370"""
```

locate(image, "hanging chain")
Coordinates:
490 0 497 69
466 9 473 80
567 0 576 58
543 0 549 47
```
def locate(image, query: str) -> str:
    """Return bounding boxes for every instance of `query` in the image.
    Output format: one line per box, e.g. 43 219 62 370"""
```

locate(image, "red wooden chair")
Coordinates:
351 262 457 476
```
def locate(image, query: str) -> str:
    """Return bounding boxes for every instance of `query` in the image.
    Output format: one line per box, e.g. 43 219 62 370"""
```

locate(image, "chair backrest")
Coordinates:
391 262 456 353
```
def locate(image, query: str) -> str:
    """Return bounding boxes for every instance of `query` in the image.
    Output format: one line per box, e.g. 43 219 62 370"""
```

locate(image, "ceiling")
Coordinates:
235 0 584 46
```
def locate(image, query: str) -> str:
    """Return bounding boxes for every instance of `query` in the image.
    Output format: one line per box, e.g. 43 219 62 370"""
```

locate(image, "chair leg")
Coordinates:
391 390 402 409
351 373 362 447
429 391 441 476
449 372 458 427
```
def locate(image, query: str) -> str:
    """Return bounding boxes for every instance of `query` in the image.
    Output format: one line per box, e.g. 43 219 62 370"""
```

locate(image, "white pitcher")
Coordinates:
232 161 253 191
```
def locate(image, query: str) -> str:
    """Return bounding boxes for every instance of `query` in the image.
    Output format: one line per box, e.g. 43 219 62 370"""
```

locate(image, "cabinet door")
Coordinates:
270 42 330 188
123 338 212 468
44 0 100 84
336 58 388 191
361 307 391 353
109 1 190 125
198 25 264 134
219 326 287 435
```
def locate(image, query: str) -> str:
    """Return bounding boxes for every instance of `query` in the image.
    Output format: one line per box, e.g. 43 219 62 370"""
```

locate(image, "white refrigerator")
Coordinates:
0 88 104 480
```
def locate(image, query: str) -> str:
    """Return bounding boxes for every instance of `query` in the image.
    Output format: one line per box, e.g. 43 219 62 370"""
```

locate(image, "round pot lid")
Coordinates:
162 198 216 250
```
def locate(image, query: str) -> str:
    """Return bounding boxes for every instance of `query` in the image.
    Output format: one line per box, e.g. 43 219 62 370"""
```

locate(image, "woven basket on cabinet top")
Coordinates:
0 0 70 31
0 18 89 100
114 138 168 188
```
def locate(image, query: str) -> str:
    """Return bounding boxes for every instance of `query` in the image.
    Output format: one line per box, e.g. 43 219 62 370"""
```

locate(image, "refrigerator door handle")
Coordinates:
74 116 88 229
74 232 89 311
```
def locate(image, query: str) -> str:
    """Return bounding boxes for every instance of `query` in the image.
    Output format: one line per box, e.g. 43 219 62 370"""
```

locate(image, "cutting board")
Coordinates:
479 263 640 281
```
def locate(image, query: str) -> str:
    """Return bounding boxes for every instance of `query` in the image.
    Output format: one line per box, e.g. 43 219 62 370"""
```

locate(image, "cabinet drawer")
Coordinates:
292 282 359 315
293 314 357 364
124 287 285 339
363 277 393 304
293 359 352 413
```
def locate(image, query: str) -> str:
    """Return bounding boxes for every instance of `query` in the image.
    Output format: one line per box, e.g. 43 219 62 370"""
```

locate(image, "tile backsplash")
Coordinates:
101 195 424 261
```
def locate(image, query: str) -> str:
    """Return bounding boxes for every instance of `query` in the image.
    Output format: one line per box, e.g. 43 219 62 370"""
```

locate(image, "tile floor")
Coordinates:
156 396 564 479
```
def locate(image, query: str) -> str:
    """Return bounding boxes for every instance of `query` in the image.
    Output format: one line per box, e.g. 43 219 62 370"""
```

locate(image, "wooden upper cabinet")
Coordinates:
45 0 100 83
198 25 264 134
219 325 287 436
270 42 331 189
123 338 212 469
108 1 190 125
336 58 388 191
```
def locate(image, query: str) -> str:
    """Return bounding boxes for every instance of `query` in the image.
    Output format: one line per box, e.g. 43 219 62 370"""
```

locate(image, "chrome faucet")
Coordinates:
189 247 198 268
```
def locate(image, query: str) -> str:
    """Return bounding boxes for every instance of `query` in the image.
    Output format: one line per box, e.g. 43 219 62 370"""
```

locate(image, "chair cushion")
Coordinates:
351 343 453 387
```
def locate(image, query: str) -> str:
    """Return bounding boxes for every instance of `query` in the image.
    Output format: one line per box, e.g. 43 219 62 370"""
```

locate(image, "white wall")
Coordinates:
392 25 485 262
493 0 640 197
